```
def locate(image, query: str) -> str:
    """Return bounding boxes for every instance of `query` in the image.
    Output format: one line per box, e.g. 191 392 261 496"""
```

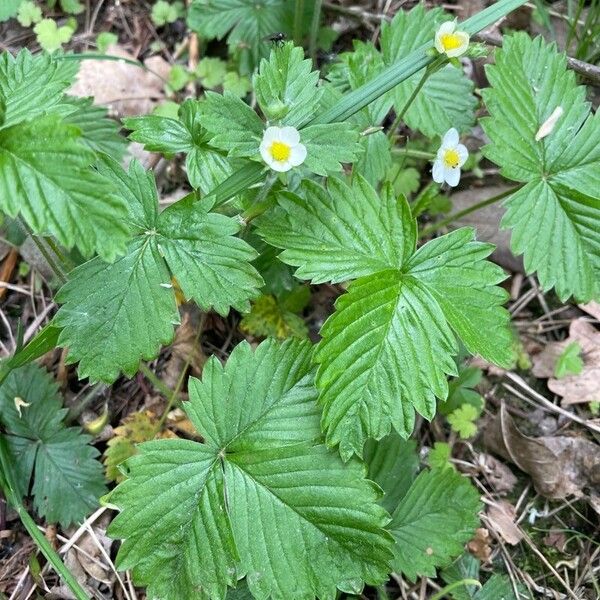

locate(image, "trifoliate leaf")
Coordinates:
62 96 128 160
258 176 513 459
34 19 74 53
0 115 129 261
126 99 233 193
389 468 481 580
440 366 484 416
96 31 118 53
0 0 20 22
108 339 394 600
151 0 183 26
187 0 294 69
198 91 264 158
482 33 600 301
222 71 251 97
59 0 84 14
240 286 309 340
167 64 190 92
427 442 453 471
554 341 584 379
364 433 419 514
254 42 321 127
0 364 106 526
17 1 42 27
196 57 228 89
447 404 479 439
153 100 180 119
0 49 78 129
380 5 477 137
54 160 261 382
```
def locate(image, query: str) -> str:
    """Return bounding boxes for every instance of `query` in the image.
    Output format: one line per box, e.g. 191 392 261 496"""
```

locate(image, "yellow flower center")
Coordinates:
443 148 460 168
270 141 291 162
440 33 463 51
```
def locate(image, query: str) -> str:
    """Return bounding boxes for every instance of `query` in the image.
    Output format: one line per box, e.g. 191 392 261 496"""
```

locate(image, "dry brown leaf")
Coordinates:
486 500 524 545
578 301 600 321
532 318 600 405
478 452 518 494
467 527 492 562
484 404 600 509
543 530 567 552
69 45 168 117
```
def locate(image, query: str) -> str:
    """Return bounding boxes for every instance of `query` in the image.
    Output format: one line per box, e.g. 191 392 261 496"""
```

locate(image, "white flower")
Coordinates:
432 128 468 187
434 21 470 58
259 126 307 172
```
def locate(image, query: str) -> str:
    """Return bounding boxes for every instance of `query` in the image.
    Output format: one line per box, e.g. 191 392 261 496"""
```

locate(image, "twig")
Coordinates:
503 372 600 434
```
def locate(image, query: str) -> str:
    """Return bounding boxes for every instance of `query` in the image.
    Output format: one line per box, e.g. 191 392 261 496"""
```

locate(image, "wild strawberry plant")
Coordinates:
0 0 599 598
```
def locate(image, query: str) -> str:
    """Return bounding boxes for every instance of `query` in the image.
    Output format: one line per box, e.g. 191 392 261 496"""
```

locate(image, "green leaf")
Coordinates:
223 72 252 97
0 0 20 22
187 0 293 69
126 99 234 193
62 96 128 160
380 5 477 137
60 0 85 14
34 19 74 53
428 442 453 470
54 160 261 382
152 0 183 26
17 1 42 27
198 91 264 157
0 49 78 129
440 366 484 416
0 115 129 261
447 404 479 439
389 468 481 581
300 123 361 176
554 341 584 378
364 433 419 514
481 33 600 301
254 42 321 127
258 177 513 458
196 57 228 89
96 31 118 53
108 339 393 600
167 64 191 92
0 364 106 526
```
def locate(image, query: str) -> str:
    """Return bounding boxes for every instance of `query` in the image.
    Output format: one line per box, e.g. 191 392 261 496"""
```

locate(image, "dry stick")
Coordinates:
503 372 600 434
475 31 600 84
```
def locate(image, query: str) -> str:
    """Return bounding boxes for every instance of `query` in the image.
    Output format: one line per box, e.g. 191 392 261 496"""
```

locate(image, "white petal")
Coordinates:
262 126 281 144
288 142 307 166
445 166 461 187
535 106 563 141
434 34 444 54
259 141 273 166
432 159 445 184
438 20 456 34
442 128 459 148
456 143 469 167
445 32 470 58
269 159 292 173
279 126 300 145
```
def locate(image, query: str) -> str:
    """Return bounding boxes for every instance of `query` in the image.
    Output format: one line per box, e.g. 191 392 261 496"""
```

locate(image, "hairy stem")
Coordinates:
419 185 521 238
18 219 67 284
308 0 323 66
293 0 305 46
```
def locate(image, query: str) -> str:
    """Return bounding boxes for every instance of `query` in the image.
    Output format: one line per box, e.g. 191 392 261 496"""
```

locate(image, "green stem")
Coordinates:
387 58 445 141
0 438 90 600
308 0 323 65
293 0 305 46
139 363 178 400
43 236 76 272
18 219 67 284
391 148 436 160
430 579 482 600
241 172 278 223
419 185 521 238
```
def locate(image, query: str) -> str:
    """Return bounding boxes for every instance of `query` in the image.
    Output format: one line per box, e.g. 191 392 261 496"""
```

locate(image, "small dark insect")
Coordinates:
263 32 286 45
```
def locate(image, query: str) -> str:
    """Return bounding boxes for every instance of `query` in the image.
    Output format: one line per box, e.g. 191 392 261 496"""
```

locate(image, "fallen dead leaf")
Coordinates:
467 527 492 562
543 530 567 552
478 452 518 495
486 500 524 545
484 404 600 511
578 301 600 322
69 44 168 117
532 318 600 405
